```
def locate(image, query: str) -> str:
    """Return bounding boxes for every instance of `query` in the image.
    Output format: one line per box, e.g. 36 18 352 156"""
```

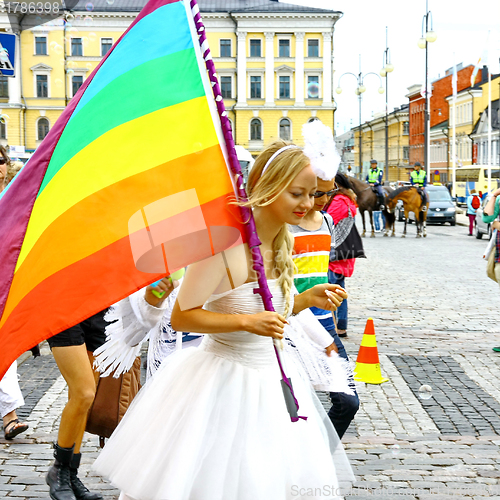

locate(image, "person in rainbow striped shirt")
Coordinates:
289 122 359 439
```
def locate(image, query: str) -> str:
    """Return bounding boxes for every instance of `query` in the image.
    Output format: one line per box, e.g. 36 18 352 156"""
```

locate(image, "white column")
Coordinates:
295 32 305 105
265 32 274 105
8 33 22 105
322 32 332 105
237 31 247 105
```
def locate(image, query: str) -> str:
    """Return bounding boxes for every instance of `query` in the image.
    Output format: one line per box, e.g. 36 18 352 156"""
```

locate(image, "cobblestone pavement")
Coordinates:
1 220 500 499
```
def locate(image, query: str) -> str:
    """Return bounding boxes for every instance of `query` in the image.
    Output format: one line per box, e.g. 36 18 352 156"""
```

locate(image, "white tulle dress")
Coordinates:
93 279 354 500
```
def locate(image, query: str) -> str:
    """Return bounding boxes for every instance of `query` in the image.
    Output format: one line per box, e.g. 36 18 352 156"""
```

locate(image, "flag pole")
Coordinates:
189 0 304 422
487 31 492 193
452 54 456 198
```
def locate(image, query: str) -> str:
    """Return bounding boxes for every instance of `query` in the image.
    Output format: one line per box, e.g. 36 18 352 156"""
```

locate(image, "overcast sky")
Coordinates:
285 0 500 134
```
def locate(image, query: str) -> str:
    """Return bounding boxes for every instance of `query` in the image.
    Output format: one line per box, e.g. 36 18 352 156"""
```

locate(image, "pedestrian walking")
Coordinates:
92 140 354 500
326 173 359 340
466 189 481 236
482 188 500 352
45 311 113 500
0 149 29 441
289 123 359 439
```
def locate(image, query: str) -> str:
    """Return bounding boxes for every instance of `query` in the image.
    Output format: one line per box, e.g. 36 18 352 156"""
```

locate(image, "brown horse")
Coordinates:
385 186 430 238
348 177 393 238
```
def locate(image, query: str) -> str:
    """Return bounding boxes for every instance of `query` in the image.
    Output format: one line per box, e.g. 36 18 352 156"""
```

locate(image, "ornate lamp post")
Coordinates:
335 55 384 179
380 27 394 182
418 0 437 181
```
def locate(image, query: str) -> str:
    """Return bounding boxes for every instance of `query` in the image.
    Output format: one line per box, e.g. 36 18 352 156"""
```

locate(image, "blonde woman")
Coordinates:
93 140 354 500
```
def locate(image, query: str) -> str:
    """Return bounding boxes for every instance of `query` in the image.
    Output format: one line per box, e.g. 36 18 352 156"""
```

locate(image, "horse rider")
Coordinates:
410 162 428 209
366 159 385 210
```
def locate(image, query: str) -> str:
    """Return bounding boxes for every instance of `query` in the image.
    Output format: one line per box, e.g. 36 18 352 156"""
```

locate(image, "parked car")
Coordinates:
408 185 456 225
475 193 493 239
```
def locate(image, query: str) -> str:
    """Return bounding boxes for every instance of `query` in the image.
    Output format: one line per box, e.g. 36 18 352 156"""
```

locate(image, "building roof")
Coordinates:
472 99 500 135
430 120 449 131
71 0 339 13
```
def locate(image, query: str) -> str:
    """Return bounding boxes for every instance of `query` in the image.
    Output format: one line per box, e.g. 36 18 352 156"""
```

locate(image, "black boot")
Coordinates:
46 443 77 500
70 453 103 500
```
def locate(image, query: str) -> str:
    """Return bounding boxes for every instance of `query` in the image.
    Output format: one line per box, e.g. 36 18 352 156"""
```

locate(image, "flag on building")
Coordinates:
470 49 487 87
0 0 244 377
452 61 457 99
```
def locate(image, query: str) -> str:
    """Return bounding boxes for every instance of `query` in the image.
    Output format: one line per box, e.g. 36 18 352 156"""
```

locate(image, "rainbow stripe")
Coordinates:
0 0 243 377
292 232 330 293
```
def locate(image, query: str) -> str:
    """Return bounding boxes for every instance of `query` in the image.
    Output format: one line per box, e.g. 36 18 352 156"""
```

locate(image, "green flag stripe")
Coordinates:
39 48 204 194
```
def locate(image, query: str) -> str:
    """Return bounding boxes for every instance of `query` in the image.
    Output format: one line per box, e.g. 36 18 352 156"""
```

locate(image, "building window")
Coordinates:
101 38 113 57
250 76 261 99
250 39 261 57
0 120 6 139
72 75 83 96
35 36 47 55
220 76 232 98
403 121 409 135
279 76 290 99
279 118 291 141
220 39 231 57
307 39 319 57
307 76 320 98
0 76 8 98
250 118 262 141
403 146 409 160
37 118 49 140
71 38 83 56
36 75 48 97
279 39 290 57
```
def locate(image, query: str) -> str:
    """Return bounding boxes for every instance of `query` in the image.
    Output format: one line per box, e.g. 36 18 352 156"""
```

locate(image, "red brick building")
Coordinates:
406 64 481 167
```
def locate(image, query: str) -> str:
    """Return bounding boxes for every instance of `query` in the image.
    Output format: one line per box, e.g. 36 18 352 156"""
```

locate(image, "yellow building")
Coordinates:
0 0 342 156
353 105 410 181
443 72 500 167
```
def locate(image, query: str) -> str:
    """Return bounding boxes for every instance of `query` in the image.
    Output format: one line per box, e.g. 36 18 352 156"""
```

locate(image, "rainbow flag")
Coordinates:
0 0 244 378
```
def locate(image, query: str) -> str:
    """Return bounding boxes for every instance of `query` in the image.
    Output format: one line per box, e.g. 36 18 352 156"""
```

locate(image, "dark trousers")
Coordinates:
327 330 359 439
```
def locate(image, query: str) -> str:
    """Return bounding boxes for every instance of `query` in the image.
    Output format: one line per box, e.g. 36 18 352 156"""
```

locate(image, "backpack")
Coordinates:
86 356 142 447
472 196 480 209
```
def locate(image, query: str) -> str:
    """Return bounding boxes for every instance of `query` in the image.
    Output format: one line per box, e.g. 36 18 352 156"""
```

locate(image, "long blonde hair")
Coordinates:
241 140 310 316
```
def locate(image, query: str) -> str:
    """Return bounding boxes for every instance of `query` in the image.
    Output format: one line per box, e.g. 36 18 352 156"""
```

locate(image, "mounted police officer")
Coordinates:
365 159 385 210
410 162 428 209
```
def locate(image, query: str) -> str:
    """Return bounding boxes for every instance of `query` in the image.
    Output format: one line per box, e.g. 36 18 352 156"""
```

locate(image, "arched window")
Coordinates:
37 118 49 140
279 118 291 141
308 117 320 124
250 118 262 141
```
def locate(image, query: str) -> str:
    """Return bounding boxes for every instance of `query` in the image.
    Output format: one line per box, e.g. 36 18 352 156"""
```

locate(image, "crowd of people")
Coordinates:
5 127 500 499
2 127 369 499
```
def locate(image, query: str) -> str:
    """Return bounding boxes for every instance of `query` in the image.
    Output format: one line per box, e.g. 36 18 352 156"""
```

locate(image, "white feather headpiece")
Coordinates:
302 120 341 181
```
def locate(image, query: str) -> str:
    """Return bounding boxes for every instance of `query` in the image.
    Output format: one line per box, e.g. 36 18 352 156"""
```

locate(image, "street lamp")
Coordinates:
335 55 384 179
381 26 394 183
418 0 437 182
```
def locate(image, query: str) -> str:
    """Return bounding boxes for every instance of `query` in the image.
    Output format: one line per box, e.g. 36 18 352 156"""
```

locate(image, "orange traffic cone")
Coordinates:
354 318 389 384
